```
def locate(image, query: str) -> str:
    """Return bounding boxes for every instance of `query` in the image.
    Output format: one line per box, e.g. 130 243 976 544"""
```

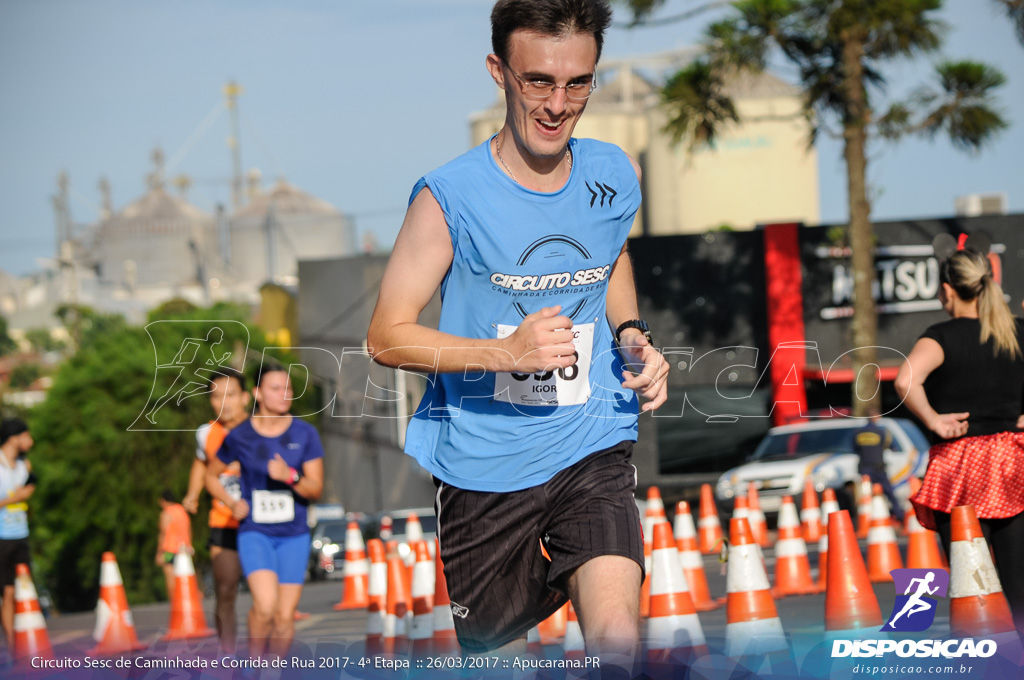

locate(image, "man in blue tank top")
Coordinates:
368 1 668 671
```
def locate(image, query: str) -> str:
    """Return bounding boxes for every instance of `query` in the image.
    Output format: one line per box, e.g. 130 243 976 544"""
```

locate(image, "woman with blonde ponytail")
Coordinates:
895 247 1024 630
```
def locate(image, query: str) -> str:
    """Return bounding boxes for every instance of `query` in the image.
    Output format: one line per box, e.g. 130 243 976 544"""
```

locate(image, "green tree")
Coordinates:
621 0 1007 415
28 303 322 611
24 328 66 354
0 316 17 356
8 362 43 389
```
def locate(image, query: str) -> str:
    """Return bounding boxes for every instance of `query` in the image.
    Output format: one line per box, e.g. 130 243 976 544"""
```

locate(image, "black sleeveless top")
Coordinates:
920 317 1024 440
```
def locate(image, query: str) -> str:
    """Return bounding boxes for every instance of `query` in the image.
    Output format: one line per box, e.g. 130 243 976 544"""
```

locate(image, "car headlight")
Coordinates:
716 477 734 499
813 468 838 492
322 543 341 556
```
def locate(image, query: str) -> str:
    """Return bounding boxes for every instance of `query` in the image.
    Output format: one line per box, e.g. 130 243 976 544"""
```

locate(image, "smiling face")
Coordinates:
487 29 597 171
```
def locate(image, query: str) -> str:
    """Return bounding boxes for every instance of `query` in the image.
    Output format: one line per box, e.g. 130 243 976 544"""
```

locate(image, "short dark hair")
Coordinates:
208 367 247 392
0 418 28 447
491 0 613 65
252 362 287 390
161 489 176 503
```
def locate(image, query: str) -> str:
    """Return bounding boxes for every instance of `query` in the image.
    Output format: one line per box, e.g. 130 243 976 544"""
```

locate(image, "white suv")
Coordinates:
714 417 930 516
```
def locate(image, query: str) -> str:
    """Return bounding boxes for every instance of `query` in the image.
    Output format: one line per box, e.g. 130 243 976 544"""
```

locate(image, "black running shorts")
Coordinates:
0 538 31 588
208 527 239 551
434 441 644 652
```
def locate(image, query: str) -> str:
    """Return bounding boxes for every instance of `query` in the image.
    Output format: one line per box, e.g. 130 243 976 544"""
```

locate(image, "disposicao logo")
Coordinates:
831 568 997 659
881 568 948 632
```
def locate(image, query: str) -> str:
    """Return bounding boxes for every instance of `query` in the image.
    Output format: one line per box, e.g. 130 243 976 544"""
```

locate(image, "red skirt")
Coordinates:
910 431 1024 531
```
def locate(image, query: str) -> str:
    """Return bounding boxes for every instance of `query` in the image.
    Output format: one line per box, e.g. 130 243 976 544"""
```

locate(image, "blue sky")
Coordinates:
1 0 1021 276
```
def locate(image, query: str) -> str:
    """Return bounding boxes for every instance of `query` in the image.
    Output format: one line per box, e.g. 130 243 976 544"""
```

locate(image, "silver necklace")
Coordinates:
495 135 571 185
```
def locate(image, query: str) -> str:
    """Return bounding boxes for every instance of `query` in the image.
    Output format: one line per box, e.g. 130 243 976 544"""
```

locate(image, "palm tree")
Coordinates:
621 0 1006 415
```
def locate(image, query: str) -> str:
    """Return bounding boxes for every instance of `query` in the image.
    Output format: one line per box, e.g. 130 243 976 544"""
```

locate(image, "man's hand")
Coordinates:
182 493 200 514
230 499 250 521
930 412 969 439
268 453 292 483
617 330 668 412
501 306 578 374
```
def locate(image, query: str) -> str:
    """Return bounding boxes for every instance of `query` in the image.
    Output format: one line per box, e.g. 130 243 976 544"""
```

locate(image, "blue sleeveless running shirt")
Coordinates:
404 136 641 492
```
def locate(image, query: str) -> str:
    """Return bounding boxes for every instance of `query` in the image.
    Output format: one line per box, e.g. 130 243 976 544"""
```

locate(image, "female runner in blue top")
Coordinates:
206 363 323 660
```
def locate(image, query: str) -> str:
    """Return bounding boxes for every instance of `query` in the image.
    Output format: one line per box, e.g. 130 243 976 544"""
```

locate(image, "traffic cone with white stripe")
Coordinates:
801 479 822 544
724 518 788 658
640 487 668 619
432 538 459 655
162 547 214 640
673 501 720 612
89 552 143 655
773 496 819 597
949 504 1015 637
365 539 388 656
383 541 411 656
646 521 708 666
538 603 568 645
747 483 770 548
857 475 872 539
732 494 750 525
409 541 435 657
334 521 370 610
817 488 840 591
825 510 883 635
698 484 723 555
867 483 903 582
12 564 52 663
905 479 946 570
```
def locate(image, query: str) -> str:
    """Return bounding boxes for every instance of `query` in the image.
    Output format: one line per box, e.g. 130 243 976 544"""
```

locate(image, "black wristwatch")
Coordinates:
615 319 653 346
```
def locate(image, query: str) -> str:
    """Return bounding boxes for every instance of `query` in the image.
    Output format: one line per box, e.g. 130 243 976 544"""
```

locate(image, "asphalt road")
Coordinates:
12 534 1007 680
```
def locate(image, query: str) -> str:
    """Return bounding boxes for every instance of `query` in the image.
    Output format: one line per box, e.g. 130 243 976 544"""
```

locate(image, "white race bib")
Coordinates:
251 490 295 524
494 322 593 407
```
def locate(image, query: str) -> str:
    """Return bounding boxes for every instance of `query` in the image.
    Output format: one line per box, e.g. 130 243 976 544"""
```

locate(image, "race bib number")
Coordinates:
251 490 295 524
494 322 593 407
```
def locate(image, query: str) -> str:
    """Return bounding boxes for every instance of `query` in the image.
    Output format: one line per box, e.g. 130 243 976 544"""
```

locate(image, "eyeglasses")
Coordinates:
504 63 597 101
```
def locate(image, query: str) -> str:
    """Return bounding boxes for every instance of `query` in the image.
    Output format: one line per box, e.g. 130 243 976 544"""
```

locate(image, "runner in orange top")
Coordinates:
183 368 249 653
156 491 192 598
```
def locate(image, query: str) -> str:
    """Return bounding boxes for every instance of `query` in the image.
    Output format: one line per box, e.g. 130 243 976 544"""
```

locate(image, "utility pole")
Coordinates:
223 80 244 211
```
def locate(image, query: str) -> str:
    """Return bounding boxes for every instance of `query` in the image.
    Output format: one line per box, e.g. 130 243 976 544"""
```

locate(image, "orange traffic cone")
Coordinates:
538 603 568 645
673 501 720 612
334 521 370 610
383 541 411 656
162 548 214 640
801 479 822 544
867 483 903 582
432 538 459 655
905 479 946 570
724 518 787 657
948 505 1015 637
640 487 667 619
817 488 840 591
646 486 666 520
857 475 872 539
409 541 435 657
747 483 770 548
90 552 143 655
12 564 52 663
773 496 819 596
906 513 945 571
698 484 723 555
825 510 882 634
365 539 388 656
732 494 750 524
646 521 707 665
